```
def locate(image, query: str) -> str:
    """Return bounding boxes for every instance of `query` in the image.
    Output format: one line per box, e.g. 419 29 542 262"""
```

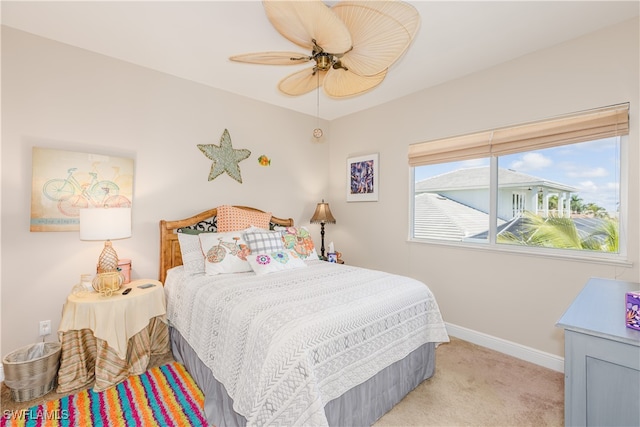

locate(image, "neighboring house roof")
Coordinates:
414 193 506 241
415 166 578 193
415 193 609 242
414 166 582 242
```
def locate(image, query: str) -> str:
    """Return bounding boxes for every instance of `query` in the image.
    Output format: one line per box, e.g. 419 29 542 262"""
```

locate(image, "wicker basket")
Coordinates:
2 342 61 402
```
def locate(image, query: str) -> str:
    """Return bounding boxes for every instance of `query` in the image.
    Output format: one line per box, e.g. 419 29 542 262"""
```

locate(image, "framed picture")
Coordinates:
30 147 134 232
347 153 379 202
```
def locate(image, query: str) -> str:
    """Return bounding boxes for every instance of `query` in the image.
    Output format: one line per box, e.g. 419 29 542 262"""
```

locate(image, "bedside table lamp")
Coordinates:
80 207 131 295
310 199 336 260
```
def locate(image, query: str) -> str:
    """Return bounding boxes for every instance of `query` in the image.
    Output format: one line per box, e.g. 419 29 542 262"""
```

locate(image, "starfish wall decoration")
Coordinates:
198 129 251 183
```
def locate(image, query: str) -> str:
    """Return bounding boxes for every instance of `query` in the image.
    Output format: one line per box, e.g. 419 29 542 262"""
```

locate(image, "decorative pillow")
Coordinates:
216 205 271 232
276 226 320 260
243 229 284 254
247 250 307 275
199 230 252 275
177 232 206 275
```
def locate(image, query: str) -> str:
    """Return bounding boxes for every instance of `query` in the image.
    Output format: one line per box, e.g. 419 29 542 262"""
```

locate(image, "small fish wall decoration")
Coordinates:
258 155 271 166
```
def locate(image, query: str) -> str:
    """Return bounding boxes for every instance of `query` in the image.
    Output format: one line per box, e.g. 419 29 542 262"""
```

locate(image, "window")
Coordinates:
409 104 628 257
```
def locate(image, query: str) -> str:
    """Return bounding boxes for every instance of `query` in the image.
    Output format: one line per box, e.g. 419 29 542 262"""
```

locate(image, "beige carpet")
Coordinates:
2 338 563 426
375 338 564 426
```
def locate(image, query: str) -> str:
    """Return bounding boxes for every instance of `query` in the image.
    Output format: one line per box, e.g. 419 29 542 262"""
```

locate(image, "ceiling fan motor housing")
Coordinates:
315 53 332 71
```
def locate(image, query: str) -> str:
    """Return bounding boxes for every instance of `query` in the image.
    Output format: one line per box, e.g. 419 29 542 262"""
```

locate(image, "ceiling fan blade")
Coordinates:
278 67 328 96
323 67 387 98
229 51 312 65
264 0 352 54
332 1 420 76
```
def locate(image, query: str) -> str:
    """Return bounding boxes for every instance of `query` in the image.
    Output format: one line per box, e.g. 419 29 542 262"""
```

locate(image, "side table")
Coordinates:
57 279 170 392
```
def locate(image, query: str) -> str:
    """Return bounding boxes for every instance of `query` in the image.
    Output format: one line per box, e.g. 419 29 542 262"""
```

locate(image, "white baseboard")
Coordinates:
445 322 564 372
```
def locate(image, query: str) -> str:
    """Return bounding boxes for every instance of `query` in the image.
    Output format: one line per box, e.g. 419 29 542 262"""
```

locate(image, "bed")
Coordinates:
159 206 449 427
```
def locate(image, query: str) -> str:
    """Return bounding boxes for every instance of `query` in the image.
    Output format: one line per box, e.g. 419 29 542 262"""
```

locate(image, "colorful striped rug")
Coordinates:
1 362 209 426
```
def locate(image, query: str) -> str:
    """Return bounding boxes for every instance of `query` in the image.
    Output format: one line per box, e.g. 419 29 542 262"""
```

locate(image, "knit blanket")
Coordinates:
165 261 449 426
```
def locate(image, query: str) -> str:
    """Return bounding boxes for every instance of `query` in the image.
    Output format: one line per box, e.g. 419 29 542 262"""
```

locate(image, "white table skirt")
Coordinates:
58 279 166 359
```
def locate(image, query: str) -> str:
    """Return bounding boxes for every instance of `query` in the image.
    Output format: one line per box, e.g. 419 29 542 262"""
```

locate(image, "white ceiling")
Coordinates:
2 1 638 120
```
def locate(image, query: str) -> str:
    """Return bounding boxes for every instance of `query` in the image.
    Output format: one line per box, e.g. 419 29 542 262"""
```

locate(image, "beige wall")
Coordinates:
1 27 330 356
2 17 638 362
327 17 640 357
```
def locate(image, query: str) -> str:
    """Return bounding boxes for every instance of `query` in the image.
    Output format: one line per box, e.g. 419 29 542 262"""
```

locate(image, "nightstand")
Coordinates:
57 279 170 392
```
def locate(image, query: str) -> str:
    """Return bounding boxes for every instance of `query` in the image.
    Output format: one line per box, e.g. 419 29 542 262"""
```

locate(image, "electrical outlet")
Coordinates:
39 320 51 336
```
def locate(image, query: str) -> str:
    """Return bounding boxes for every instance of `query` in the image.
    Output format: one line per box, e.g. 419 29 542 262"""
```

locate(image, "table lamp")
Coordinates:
310 199 336 260
80 207 131 294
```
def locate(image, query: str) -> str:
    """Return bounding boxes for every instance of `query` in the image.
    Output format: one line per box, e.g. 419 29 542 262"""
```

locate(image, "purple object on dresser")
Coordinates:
626 290 640 330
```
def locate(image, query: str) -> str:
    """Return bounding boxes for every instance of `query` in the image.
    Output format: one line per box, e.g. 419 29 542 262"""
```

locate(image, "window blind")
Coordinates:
408 103 629 167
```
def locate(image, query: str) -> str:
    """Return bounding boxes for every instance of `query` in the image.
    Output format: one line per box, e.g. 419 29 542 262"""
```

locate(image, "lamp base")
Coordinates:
97 241 119 273
319 222 326 260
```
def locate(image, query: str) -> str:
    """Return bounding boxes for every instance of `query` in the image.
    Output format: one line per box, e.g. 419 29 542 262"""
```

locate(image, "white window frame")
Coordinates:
408 137 629 267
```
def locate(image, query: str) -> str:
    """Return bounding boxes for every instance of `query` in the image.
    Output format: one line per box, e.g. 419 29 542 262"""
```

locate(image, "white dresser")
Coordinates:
557 277 640 427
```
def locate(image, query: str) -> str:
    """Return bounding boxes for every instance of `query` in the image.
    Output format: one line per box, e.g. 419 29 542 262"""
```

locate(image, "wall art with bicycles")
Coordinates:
30 147 134 232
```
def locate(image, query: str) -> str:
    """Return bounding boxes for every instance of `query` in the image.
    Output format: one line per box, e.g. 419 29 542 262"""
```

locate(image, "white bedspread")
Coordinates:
165 261 449 427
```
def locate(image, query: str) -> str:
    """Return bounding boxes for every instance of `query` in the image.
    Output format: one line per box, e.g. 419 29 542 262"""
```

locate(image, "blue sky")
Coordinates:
414 137 620 212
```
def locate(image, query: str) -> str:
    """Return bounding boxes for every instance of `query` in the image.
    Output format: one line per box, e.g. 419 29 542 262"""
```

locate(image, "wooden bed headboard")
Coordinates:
159 206 294 283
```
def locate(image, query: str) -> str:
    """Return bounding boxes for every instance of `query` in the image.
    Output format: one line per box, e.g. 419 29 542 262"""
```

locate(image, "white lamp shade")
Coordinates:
79 207 131 241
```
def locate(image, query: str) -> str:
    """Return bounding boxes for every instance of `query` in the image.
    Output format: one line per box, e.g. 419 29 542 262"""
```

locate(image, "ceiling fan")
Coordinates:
230 0 421 98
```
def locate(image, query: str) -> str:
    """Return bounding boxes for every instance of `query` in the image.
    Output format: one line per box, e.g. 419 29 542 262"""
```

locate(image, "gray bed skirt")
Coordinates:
170 326 436 427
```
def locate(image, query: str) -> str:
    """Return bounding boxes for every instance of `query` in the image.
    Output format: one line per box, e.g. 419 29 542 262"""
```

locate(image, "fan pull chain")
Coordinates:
313 71 323 139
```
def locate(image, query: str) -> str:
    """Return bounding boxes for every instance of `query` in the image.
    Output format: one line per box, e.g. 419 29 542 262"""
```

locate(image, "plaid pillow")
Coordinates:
243 229 284 254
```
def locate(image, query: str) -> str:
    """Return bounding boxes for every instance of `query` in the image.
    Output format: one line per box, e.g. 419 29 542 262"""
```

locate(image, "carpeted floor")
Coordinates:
1 338 564 426
375 338 564 426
